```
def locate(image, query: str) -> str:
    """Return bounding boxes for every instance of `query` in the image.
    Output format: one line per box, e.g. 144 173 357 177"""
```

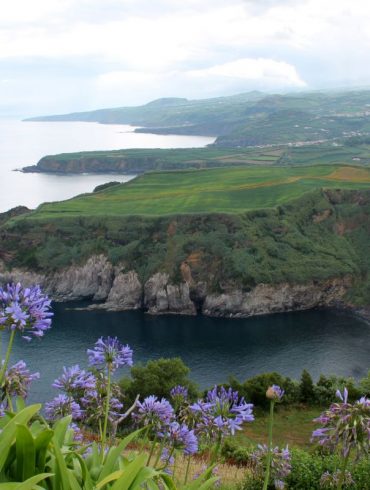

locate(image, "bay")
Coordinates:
4 305 370 404
0 120 214 212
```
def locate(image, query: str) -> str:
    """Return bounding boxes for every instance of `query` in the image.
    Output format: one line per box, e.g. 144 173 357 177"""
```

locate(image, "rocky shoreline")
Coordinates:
0 254 354 319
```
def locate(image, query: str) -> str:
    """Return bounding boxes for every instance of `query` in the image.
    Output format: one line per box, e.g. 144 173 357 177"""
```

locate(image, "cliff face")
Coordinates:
0 254 352 317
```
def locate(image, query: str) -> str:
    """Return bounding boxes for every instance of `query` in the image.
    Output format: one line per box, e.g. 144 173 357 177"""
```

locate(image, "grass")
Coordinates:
236 406 322 450
25 164 370 218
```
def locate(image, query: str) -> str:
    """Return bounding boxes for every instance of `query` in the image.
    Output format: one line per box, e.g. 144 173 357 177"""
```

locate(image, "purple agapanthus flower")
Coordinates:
0 283 52 340
45 394 83 421
190 386 254 440
69 422 84 443
160 448 175 474
3 360 39 398
87 337 133 372
251 444 291 490
160 421 198 455
312 388 370 458
0 403 5 417
266 385 285 401
134 395 174 429
53 365 96 394
320 470 354 488
81 388 123 423
170 385 188 400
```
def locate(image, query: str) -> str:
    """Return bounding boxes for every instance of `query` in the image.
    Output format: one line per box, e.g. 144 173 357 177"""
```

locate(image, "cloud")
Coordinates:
1 0 370 116
187 58 306 88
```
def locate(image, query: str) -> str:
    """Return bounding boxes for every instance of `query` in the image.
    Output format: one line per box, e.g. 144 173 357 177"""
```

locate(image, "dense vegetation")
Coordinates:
26 89 370 147
2 167 370 305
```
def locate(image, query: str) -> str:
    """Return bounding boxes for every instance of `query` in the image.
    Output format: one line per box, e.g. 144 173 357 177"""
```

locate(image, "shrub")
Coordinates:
243 373 299 409
120 357 199 407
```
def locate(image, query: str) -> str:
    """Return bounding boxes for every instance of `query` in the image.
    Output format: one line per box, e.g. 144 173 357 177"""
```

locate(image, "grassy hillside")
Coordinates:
25 89 370 147
2 164 370 306
24 140 370 175
23 165 370 218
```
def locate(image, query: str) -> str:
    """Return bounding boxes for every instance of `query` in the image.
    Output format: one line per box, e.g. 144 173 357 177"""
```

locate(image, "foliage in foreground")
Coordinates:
0 282 369 490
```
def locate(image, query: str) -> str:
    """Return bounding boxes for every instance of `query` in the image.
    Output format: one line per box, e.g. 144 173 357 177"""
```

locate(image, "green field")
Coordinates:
27 164 370 218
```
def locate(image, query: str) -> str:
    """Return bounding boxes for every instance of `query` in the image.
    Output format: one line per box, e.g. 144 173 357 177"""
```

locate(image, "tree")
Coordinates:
120 357 198 405
299 369 315 403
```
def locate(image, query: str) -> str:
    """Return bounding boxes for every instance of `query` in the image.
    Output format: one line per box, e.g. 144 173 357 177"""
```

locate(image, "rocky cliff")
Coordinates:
0 255 352 317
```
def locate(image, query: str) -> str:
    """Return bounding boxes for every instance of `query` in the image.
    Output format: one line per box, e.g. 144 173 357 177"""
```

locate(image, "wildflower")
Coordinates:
251 444 291 490
160 448 175 474
311 389 370 458
3 360 39 398
190 386 253 440
45 394 83 421
69 422 84 443
170 385 188 400
87 336 133 372
0 283 52 339
320 470 354 488
81 388 123 424
266 385 285 401
160 421 198 455
0 403 5 417
134 395 174 429
52 365 96 394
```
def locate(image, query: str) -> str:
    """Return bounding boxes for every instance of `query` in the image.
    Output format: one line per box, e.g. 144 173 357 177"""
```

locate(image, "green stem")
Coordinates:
0 330 16 388
172 451 177 482
153 437 166 468
263 400 275 490
6 394 13 412
140 425 150 453
211 432 223 465
147 435 158 466
101 365 112 459
337 451 350 490
184 455 191 484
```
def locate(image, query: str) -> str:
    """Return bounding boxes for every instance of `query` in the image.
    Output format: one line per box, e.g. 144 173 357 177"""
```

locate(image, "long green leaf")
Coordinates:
72 453 94 490
111 453 147 490
96 470 124 489
15 473 54 490
52 441 80 490
0 405 41 471
130 466 161 489
53 416 72 448
15 425 36 481
34 429 54 472
98 428 143 482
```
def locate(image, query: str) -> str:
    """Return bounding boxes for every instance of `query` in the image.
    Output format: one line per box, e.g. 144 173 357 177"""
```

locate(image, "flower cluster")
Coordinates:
134 395 174 429
80 373 124 425
190 386 254 440
160 421 198 455
87 336 133 372
319 470 354 489
45 394 83 421
251 444 291 490
311 388 370 458
170 385 189 412
53 365 96 395
0 283 52 340
3 360 39 398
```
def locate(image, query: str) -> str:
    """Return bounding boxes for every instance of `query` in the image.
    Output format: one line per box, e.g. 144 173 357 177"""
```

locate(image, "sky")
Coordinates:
1 0 370 117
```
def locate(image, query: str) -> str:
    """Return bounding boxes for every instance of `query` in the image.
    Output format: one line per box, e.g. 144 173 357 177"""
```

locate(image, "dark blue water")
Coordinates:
4 305 370 404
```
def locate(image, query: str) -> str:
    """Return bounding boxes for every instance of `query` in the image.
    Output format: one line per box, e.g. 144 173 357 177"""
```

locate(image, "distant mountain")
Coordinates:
25 89 370 146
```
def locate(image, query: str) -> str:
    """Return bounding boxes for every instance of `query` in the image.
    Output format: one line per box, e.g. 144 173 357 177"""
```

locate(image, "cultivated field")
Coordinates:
27 164 370 218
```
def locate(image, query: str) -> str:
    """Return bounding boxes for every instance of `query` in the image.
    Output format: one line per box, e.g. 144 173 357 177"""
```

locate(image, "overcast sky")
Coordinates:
1 0 370 117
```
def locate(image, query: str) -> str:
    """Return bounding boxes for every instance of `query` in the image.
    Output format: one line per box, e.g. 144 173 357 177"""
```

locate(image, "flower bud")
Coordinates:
266 385 284 401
